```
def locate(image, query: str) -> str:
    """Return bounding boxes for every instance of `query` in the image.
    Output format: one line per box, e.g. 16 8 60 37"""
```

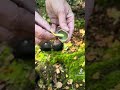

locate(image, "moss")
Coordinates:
86 43 120 89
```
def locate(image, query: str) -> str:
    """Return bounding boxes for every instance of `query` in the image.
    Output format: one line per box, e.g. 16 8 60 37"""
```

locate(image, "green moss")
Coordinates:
35 44 85 83
86 43 120 89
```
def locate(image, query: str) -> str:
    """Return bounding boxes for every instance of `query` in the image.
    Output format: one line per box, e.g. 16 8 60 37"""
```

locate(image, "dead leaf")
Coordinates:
54 64 60 69
64 86 69 89
56 82 62 88
80 84 83 86
76 83 79 88
70 47 76 52
67 79 73 85
59 67 64 72
56 68 60 74
79 29 85 37
48 87 52 90
86 52 96 61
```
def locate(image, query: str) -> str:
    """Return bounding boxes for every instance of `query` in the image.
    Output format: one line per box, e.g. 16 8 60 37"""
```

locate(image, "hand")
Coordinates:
0 26 14 42
35 11 55 44
0 0 34 42
46 0 74 42
10 0 35 14
85 0 94 26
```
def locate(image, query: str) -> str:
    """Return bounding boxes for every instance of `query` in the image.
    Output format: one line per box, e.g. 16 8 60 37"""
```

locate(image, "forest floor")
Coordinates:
0 1 85 90
1 0 119 90
35 1 85 90
86 0 120 89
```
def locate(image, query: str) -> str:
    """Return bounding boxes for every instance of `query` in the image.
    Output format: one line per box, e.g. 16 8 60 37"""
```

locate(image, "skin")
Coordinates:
35 11 55 44
0 27 14 42
46 0 74 42
0 0 34 42
0 0 94 43
10 0 35 14
85 0 95 26
36 0 95 43
35 0 75 44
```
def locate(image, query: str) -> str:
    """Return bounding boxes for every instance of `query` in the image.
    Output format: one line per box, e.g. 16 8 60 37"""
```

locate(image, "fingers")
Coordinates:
35 11 50 30
0 26 14 42
51 24 57 32
35 24 55 44
58 11 69 32
10 0 35 14
46 0 70 32
67 13 74 42
0 0 34 33
35 37 41 44
85 0 94 26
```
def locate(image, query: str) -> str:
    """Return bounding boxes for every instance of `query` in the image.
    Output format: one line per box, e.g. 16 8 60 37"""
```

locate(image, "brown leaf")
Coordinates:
67 79 73 85
48 87 52 90
76 83 79 88
64 86 69 89
86 52 96 61
56 68 60 74
56 82 62 88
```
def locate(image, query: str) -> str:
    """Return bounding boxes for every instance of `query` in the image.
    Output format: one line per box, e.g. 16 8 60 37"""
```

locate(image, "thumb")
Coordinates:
58 11 69 31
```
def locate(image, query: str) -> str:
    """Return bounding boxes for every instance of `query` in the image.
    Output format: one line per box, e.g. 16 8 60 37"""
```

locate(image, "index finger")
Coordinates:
35 11 51 31
10 0 35 14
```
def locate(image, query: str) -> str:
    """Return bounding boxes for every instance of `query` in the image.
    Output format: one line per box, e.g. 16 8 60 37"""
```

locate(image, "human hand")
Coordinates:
35 11 55 44
46 0 74 42
10 0 35 14
0 26 14 42
85 0 94 26
0 0 34 42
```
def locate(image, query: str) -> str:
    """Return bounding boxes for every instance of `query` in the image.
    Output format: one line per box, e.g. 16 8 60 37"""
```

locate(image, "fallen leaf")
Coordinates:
67 79 73 85
76 83 79 88
48 87 52 90
56 68 60 74
54 64 60 69
86 52 96 61
64 86 69 89
56 82 62 88
80 84 83 86
79 29 85 37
